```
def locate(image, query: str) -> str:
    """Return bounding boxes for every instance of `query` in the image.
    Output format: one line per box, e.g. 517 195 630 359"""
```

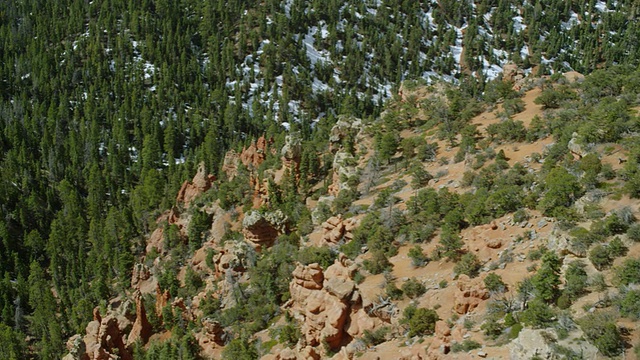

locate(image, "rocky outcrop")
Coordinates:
240 136 270 169
568 132 589 159
242 210 288 250
328 151 359 198
81 301 135 360
211 241 254 277
221 149 241 179
329 116 363 152
320 215 357 245
131 263 151 289
126 291 152 347
509 328 597 360
249 173 270 209
62 334 88 360
502 63 526 90
176 162 216 207
155 284 171 319
547 231 585 257
281 132 302 172
453 275 489 315
288 255 384 353
201 317 226 345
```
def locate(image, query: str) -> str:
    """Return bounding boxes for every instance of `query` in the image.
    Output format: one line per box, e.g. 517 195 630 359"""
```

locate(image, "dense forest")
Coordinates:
1 0 640 359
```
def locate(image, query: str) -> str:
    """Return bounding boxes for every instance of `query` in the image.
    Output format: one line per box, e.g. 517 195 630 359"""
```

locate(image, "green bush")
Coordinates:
616 289 640 319
520 299 555 328
451 339 481 353
579 312 624 357
362 326 390 346
613 258 640 286
484 273 507 293
408 245 428 267
363 250 393 275
539 167 583 217
401 305 439 337
509 323 523 339
589 245 613 271
385 281 404 300
564 260 588 300
481 315 504 339
298 246 336 269
608 237 628 257
401 278 427 299
454 253 482 278
627 223 640 242
222 338 259 360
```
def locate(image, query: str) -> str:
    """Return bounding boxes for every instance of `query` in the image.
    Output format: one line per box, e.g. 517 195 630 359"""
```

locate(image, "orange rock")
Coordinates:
453 275 489 315
126 291 152 347
176 162 215 207
155 284 171 319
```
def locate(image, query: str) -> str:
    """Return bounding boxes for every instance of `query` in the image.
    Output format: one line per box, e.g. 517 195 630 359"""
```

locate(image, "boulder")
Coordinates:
453 275 489 314
320 215 357 245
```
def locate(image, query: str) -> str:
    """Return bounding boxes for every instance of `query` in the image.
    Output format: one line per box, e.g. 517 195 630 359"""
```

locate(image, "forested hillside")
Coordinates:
1 0 640 359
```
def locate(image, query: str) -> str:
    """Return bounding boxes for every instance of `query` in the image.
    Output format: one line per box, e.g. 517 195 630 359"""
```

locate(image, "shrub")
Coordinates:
481 315 504 339
451 339 481 353
564 260 588 300
616 289 640 320
608 237 628 257
579 312 625 357
509 323 523 339
532 252 561 303
363 250 392 275
385 281 404 300
539 167 583 217
222 338 259 360
454 253 482 278
520 299 555 328
298 246 336 269
484 273 507 293
402 278 427 299
627 223 640 242
408 245 428 267
589 245 613 271
613 258 640 286
402 305 439 337
362 326 390 346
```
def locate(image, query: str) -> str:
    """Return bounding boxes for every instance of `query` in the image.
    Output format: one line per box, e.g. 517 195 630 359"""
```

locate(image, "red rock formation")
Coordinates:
131 263 151 289
249 173 270 209
320 215 357 245
287 255 383 353
155 284 171 319
241 210 287 250
222 150 240 179
83 311 132 360
126 291 152 347
453 275 490 314
176 162 215 207
502 63 526 90
201 318 226 345
240 135 271 169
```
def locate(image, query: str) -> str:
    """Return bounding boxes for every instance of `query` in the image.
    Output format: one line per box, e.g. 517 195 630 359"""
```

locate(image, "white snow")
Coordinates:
513 16 526 33
303 27 332 65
